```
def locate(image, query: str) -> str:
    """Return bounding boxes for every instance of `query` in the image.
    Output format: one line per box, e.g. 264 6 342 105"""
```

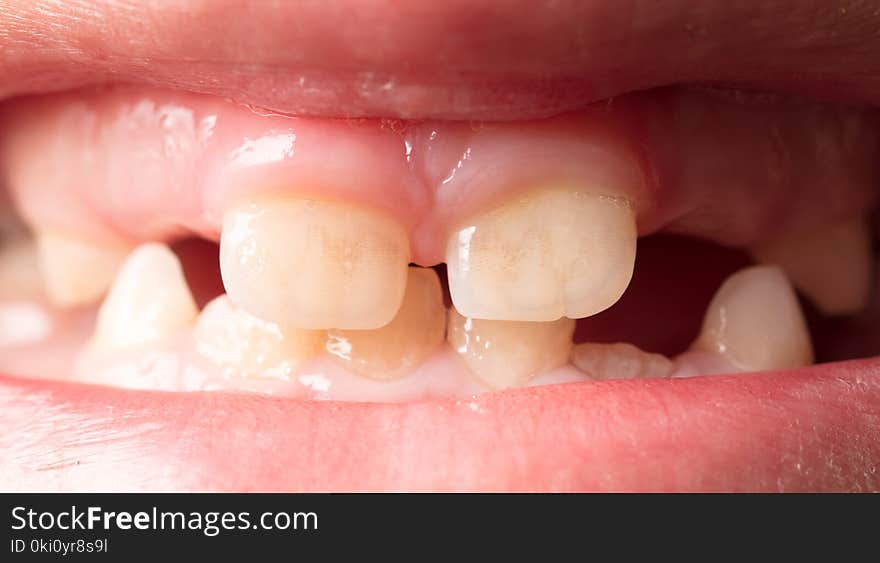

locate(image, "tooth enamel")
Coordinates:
447 308 574 389
750 217 871 315
446 188 637 322
92 243 198 348
36 230 131 307
325 267 446 380
571 342 672 380
220 198 410 330
195 294 324 380
692 265 813 372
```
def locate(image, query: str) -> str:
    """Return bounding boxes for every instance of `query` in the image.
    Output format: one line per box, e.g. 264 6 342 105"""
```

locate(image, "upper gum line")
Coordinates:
0 87 648 267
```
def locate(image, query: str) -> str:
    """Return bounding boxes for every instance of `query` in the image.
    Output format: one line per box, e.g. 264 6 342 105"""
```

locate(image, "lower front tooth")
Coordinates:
325 267 446 380
36 231 132 307
446 188 637 322
691 265 813 372
447 308 575 389
195 295 324 380
92 243 198 349
750 217 871 315
571 342 672 380
219 198 410 330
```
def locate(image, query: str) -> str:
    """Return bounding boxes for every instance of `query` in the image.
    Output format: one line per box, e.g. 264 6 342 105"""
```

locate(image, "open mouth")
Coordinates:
1 1 879 492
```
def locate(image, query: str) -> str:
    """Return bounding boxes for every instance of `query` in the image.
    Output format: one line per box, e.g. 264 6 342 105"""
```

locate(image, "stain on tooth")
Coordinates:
195 294 324 380
571 342 672 380
36 230 132 307
692 265 814 372
445 188 637 322
751 217 871 316
91 243 198 349
447 308 574 389
325 266 446 380
219 198 410 330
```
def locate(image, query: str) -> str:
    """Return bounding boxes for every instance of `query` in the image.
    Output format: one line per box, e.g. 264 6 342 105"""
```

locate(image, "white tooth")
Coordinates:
36 230 131 307
219 198 410 330
751 217 871 315
692 265 813 372
446 188 637 322
92 243 198 349
447 308 575 389
571 342 672 380
195 294 324 380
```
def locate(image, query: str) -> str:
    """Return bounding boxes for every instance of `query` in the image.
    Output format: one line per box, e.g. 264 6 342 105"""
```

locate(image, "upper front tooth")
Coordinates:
36 230 132 307
195 294 324 380
325 266 446 380
92 243 198 348
750 217 871 315
219 198 410 330
447 308 575 389
692 265 813 372
446 188 637 322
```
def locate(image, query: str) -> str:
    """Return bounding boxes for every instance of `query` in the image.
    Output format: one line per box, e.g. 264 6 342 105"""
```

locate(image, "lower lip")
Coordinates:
2 358 878 491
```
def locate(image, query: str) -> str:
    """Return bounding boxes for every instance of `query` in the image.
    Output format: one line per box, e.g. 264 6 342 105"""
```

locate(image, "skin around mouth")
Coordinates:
0 0 879 491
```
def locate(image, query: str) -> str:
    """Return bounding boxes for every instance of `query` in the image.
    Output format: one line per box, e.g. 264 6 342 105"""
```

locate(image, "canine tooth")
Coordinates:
326 267 445 380
447 308 574 389
571 342 672 380
446 188 636 322
751 217 871 315
92 243 198 348
36 231 131 307
692 265 813 372
195 295 323 380
220 198 410 330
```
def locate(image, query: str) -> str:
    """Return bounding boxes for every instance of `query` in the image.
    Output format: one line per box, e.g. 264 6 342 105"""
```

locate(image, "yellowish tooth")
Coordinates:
446 188 636 322
692 265 813 372
0 238 43 299
92 243 197 348
219 198 410 330
571 342 672 380
195 294 324 380
447 308 574 389
325 267 445 380
36 230 131 307
751 217 871 315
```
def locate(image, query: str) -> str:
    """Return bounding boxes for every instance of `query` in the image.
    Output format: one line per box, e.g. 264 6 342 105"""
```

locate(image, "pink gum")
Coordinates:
0 87 642 266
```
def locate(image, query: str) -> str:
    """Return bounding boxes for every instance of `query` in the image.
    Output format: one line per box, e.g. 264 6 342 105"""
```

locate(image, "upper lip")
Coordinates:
3 0 880 119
